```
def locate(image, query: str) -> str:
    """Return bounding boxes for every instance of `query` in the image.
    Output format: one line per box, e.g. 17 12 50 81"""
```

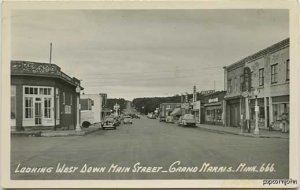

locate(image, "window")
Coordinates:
11 86 16 119
44 98 51 118
227 79 232 93
271 64 278 83
24 97 33 118
286 59 290 81
25 87 38 95
62 92 65 104
240 75 244 91
259 68 264 86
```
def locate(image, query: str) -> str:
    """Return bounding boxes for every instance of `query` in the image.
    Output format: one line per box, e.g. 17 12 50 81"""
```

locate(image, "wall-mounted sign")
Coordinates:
243 67 251 92
65 105 71 114
208 98 218 103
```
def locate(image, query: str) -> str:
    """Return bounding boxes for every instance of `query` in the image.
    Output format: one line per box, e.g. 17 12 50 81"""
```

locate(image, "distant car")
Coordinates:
147 113 156 119
123 116 133 124
102 117 117 130
159 116 166 122
114 116 121 126
178 114 196 127
165 115 174 123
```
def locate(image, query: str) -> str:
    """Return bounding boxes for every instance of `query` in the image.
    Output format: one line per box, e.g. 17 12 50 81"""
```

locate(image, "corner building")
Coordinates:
11 60 83 131
223 38 289 129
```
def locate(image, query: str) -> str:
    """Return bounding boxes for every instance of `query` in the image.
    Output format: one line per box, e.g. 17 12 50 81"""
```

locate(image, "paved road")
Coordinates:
11 116 289 180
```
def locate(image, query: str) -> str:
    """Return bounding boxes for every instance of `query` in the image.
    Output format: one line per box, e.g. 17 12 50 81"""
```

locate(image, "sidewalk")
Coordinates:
196 124 289 139
11 123 101 137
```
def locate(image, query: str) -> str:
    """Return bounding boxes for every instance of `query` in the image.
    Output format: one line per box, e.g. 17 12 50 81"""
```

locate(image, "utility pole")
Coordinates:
214 80 216 91
49 43 53 64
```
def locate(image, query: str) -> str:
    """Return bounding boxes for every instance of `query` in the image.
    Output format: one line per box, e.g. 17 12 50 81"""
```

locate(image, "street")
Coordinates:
11 116 289 180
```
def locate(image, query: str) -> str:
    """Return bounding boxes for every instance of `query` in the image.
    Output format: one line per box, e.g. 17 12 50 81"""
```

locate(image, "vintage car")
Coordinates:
123 116 133 124
101 117 117 130
178 114 197 127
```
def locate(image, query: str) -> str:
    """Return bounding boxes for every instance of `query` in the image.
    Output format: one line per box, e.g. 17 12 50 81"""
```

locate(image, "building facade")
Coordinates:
223 38 289 130
11 60 82 131
203 91 226 126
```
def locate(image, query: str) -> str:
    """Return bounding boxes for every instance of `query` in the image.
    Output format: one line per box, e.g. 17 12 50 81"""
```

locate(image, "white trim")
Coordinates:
22 85 55 127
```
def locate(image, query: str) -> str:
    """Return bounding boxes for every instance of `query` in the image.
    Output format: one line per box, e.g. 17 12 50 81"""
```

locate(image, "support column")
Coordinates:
222 100 226 126
269 96 273 125
264 97 268 129
254 97 259 135
75 93 81 132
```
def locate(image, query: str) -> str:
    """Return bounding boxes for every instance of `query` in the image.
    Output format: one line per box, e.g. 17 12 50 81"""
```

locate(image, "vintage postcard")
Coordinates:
1 0 299 188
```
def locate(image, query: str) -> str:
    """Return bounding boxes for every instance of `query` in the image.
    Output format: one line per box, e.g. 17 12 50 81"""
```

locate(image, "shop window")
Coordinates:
271 64 278 84
24 97 33 118
11 86 16 119
259 107 265 119
70 94 73 105
259 68 264 86
44 98 51 118
273 103 289 121
286 59 289 81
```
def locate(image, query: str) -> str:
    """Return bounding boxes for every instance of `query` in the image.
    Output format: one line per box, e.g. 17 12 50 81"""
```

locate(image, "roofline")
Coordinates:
225 38 289 71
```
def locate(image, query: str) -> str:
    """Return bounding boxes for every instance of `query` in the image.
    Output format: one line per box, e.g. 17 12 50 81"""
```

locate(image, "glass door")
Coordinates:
35 100 42 125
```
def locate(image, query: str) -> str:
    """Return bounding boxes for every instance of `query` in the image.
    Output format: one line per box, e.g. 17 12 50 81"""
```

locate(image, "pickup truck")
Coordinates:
178 114 196 127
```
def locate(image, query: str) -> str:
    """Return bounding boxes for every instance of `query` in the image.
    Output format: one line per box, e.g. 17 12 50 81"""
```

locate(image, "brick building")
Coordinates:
223 38 289 129
11 60 83 131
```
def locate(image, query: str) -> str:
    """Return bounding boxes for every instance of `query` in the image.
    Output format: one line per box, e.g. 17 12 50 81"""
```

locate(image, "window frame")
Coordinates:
271 63 278 84
259 68 264 86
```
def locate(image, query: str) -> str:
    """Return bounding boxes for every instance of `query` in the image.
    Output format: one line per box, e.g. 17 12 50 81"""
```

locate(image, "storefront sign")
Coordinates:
208 98 218 103
193 101 201 109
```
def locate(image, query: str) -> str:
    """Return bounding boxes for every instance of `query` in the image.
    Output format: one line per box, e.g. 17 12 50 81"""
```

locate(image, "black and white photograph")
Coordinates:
1 0 300 188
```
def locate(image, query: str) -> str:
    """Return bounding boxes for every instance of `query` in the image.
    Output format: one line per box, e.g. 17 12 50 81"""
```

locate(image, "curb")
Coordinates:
196 126 289 139
11 127 101 137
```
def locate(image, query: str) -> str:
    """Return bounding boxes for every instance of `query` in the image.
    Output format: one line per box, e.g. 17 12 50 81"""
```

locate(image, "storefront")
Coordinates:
11 60 82 131
271 95 289 130
204 91 226 126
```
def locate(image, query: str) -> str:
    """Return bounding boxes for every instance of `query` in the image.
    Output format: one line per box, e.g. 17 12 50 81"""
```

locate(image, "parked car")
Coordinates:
159 116 166 122
123 116 133 124
166 115 174 123
101 117 117 130
114 116 121 126
147 113 156 119
178 114 196 127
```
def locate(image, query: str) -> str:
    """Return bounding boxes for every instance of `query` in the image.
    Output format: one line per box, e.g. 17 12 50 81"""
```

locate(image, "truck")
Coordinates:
80 94 104 128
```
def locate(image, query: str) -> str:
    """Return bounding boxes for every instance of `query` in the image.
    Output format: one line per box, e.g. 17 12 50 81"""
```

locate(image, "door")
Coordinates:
230 104 240 127
35 101 42 125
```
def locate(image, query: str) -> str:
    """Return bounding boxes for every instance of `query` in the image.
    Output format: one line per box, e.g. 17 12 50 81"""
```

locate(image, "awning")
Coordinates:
170 108 182 116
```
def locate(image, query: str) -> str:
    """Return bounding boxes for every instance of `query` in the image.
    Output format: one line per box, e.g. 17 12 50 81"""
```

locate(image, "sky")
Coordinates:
11 10 288 100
